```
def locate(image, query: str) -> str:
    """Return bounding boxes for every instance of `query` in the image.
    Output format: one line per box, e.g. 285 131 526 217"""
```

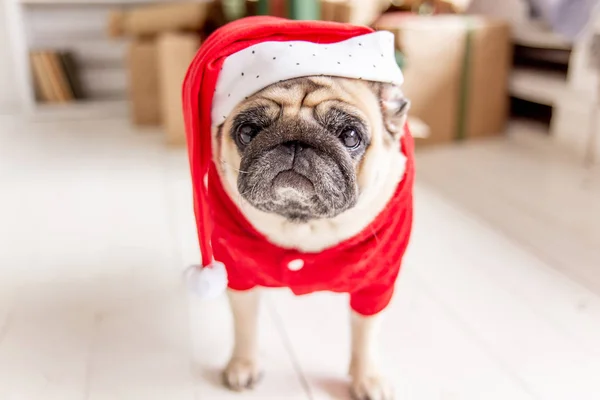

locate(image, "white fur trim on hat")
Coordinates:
185 261 228 299
212 31 403 125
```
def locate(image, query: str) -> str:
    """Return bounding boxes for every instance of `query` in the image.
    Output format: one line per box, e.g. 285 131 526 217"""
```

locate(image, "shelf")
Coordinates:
509 67 596 110
512 20 572 50
19 0 163 5
18 0 209 4
8 0 143 120
509 68 570 106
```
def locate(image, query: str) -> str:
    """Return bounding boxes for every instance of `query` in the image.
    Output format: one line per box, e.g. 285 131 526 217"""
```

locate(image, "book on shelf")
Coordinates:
30 52 55 103
59 52 85 100
43 51 72 102
30 49 84 104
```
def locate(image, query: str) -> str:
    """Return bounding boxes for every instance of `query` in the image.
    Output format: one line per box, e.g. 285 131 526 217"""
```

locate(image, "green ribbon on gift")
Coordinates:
223 0 246 21
290 0 320 20
455 19 474 142
257 0 320 20
257 0 269 15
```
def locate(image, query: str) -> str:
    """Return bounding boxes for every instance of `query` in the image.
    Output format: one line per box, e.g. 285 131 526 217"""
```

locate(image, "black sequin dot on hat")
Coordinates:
273 57 276 60
241 72 244 76
312 54 316 56
256 75 260 78
296 63 300 65
252 50 255 54
228 93 231 97
337 61 341 64
289 44 293 47
358 43 362 46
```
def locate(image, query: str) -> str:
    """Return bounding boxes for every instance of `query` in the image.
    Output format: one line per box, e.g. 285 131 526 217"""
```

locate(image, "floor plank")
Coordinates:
410 185 600 400
416 129 600 295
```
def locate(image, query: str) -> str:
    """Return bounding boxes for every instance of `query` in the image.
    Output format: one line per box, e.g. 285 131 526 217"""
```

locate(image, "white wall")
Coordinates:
0 0 19 113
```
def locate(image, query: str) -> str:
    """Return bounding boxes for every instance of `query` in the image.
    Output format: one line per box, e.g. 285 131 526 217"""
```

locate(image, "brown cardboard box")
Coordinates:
157 33 201 145
375 15 511 144
321 0 390 25
127 40 161 126
320 0 345 21
108 2 211 38
384 0 466 14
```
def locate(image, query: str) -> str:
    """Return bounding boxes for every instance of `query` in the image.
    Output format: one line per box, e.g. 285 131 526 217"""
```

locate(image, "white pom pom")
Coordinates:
184 261 228 299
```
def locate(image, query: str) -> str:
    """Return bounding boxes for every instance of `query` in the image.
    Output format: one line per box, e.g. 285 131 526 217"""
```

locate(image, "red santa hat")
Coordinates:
182 16 404 298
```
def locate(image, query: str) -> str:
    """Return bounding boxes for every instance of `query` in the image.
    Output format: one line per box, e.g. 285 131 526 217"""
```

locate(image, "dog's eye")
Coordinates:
339 129 361 149
237 124 258 146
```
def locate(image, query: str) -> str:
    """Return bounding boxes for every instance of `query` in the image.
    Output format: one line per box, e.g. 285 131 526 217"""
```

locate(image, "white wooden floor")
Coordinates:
0 116 599 400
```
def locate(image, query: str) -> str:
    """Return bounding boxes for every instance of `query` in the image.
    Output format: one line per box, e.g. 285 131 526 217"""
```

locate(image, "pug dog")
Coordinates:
212 75 411 400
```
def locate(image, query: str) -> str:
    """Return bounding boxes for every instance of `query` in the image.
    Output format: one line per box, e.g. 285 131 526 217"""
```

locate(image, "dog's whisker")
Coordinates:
219 158 250 175
236 179 263 214
248 181 261 201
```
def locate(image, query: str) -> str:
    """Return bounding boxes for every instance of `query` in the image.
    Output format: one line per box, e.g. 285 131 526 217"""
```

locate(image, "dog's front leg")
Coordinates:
223 289 262 391
349 312 393 400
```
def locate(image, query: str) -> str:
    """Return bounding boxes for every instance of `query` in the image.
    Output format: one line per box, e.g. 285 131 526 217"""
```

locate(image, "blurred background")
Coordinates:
0 0 599 399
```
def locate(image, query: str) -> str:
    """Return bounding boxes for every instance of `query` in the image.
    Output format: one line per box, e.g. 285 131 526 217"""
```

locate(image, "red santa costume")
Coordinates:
183 16 415 316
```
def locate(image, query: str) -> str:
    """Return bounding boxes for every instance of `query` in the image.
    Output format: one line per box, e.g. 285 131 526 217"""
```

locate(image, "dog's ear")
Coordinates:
379 83 410 138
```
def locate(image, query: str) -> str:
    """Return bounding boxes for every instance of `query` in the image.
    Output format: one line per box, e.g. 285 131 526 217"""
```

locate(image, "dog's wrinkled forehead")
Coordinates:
228 76 373 144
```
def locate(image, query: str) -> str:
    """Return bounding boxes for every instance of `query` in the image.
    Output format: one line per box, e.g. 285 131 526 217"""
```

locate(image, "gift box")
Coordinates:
108 2 212 38
247 0 388 26
375 14 511 144
157 33 201 145
127 40 161 126
252 0 321 20
320 0 390 25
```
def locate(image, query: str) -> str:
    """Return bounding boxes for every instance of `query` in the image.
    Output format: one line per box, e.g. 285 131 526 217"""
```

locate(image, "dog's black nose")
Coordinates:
281 141 309 155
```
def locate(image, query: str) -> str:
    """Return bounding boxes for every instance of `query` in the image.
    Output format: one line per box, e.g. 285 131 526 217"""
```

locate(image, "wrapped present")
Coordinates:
108 2 212 38
157 33 201 145
375 14 512 144
222 0 247 21
384 0 464 14
248 0 388 24
248 0 321 20
321 0 390 25
127 40 161 126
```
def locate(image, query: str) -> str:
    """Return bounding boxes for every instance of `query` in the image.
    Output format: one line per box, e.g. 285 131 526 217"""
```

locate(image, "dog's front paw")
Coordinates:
222 357 263 391
350 374 394 400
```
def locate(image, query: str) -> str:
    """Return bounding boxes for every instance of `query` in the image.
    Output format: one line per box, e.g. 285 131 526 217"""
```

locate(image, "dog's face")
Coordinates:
215 76 409 222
